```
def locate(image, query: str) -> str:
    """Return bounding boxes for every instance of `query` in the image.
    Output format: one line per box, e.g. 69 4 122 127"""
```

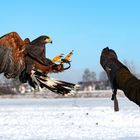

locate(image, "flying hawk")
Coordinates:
0 32 75 95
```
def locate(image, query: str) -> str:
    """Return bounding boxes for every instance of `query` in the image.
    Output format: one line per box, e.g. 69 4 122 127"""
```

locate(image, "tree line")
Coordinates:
81 60 140 90
81 68 110 90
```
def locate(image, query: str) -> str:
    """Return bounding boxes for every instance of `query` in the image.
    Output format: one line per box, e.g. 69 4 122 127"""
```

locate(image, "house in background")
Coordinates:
78 80 110 91
78 81 95 91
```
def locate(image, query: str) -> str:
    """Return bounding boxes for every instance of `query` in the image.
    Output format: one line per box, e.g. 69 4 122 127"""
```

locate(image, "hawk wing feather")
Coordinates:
0 32 26 78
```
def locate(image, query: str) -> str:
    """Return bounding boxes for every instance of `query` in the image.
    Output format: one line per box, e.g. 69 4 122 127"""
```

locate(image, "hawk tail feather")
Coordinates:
32 70 76 95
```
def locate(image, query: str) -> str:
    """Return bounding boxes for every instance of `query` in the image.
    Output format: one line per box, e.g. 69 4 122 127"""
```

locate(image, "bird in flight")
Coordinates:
0 32 75 95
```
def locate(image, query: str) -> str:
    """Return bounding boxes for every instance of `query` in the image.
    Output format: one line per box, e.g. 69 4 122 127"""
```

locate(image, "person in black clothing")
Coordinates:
100 47 140 110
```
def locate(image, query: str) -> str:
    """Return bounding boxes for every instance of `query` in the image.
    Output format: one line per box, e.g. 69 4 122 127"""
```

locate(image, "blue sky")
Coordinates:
0 0 140 82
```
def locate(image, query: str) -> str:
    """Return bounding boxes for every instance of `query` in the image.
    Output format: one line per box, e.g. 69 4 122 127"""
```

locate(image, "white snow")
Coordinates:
0 98 139 140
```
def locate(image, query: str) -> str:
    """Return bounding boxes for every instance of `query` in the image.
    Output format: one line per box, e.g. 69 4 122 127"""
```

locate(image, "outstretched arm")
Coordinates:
100 47 140 107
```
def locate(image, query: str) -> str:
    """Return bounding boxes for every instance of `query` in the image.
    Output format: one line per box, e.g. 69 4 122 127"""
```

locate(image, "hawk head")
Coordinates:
31 35 52 45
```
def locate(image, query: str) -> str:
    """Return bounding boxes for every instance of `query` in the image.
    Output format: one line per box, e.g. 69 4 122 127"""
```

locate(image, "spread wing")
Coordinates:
26 45 48 65
0 32 26 78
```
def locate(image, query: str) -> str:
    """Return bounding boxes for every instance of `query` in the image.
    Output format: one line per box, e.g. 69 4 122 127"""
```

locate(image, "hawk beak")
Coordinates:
45 38 52 44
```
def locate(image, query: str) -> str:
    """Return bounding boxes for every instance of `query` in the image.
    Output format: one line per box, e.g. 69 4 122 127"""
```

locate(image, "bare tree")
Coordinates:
99 71 108 81
98 71 110 90
82 68 91 82
123 60 135 74
82 68 97 82
90 71 96 82
0 74 17 95
123 59 140 77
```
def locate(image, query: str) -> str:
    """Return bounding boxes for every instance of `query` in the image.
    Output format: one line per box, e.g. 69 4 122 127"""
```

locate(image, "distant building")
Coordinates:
78 81 95 91
78 80 110 91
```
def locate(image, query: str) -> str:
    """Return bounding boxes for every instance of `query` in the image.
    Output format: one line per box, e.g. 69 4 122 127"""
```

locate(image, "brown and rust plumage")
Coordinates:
0 32 75 95
0 32 26 78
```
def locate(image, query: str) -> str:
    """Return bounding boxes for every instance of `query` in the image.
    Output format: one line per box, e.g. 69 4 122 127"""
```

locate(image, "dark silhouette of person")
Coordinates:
100 47 140 109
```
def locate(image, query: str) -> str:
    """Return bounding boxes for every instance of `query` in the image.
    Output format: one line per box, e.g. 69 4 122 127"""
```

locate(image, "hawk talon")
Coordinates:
61 59 71 64
62 50 74 63
52 53 64 63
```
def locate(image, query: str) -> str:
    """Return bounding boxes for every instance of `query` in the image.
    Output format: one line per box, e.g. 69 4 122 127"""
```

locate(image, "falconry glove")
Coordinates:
100 47 129 111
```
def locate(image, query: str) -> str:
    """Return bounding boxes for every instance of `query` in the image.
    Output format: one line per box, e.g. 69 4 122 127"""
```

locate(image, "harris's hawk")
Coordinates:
0 32 75 95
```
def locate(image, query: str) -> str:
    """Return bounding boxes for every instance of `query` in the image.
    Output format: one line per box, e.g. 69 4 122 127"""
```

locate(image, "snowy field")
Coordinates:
0 98 139 140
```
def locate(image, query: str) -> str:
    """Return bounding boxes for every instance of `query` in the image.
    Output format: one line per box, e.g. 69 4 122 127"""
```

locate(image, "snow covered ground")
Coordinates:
0 98 139 140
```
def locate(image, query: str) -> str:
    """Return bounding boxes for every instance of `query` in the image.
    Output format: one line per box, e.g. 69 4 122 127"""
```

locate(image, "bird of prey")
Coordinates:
0 32 75 95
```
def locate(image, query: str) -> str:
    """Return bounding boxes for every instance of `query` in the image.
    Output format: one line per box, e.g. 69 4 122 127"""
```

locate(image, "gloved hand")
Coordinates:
100 47 128 93
100 47 118 92
100 47 128 111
